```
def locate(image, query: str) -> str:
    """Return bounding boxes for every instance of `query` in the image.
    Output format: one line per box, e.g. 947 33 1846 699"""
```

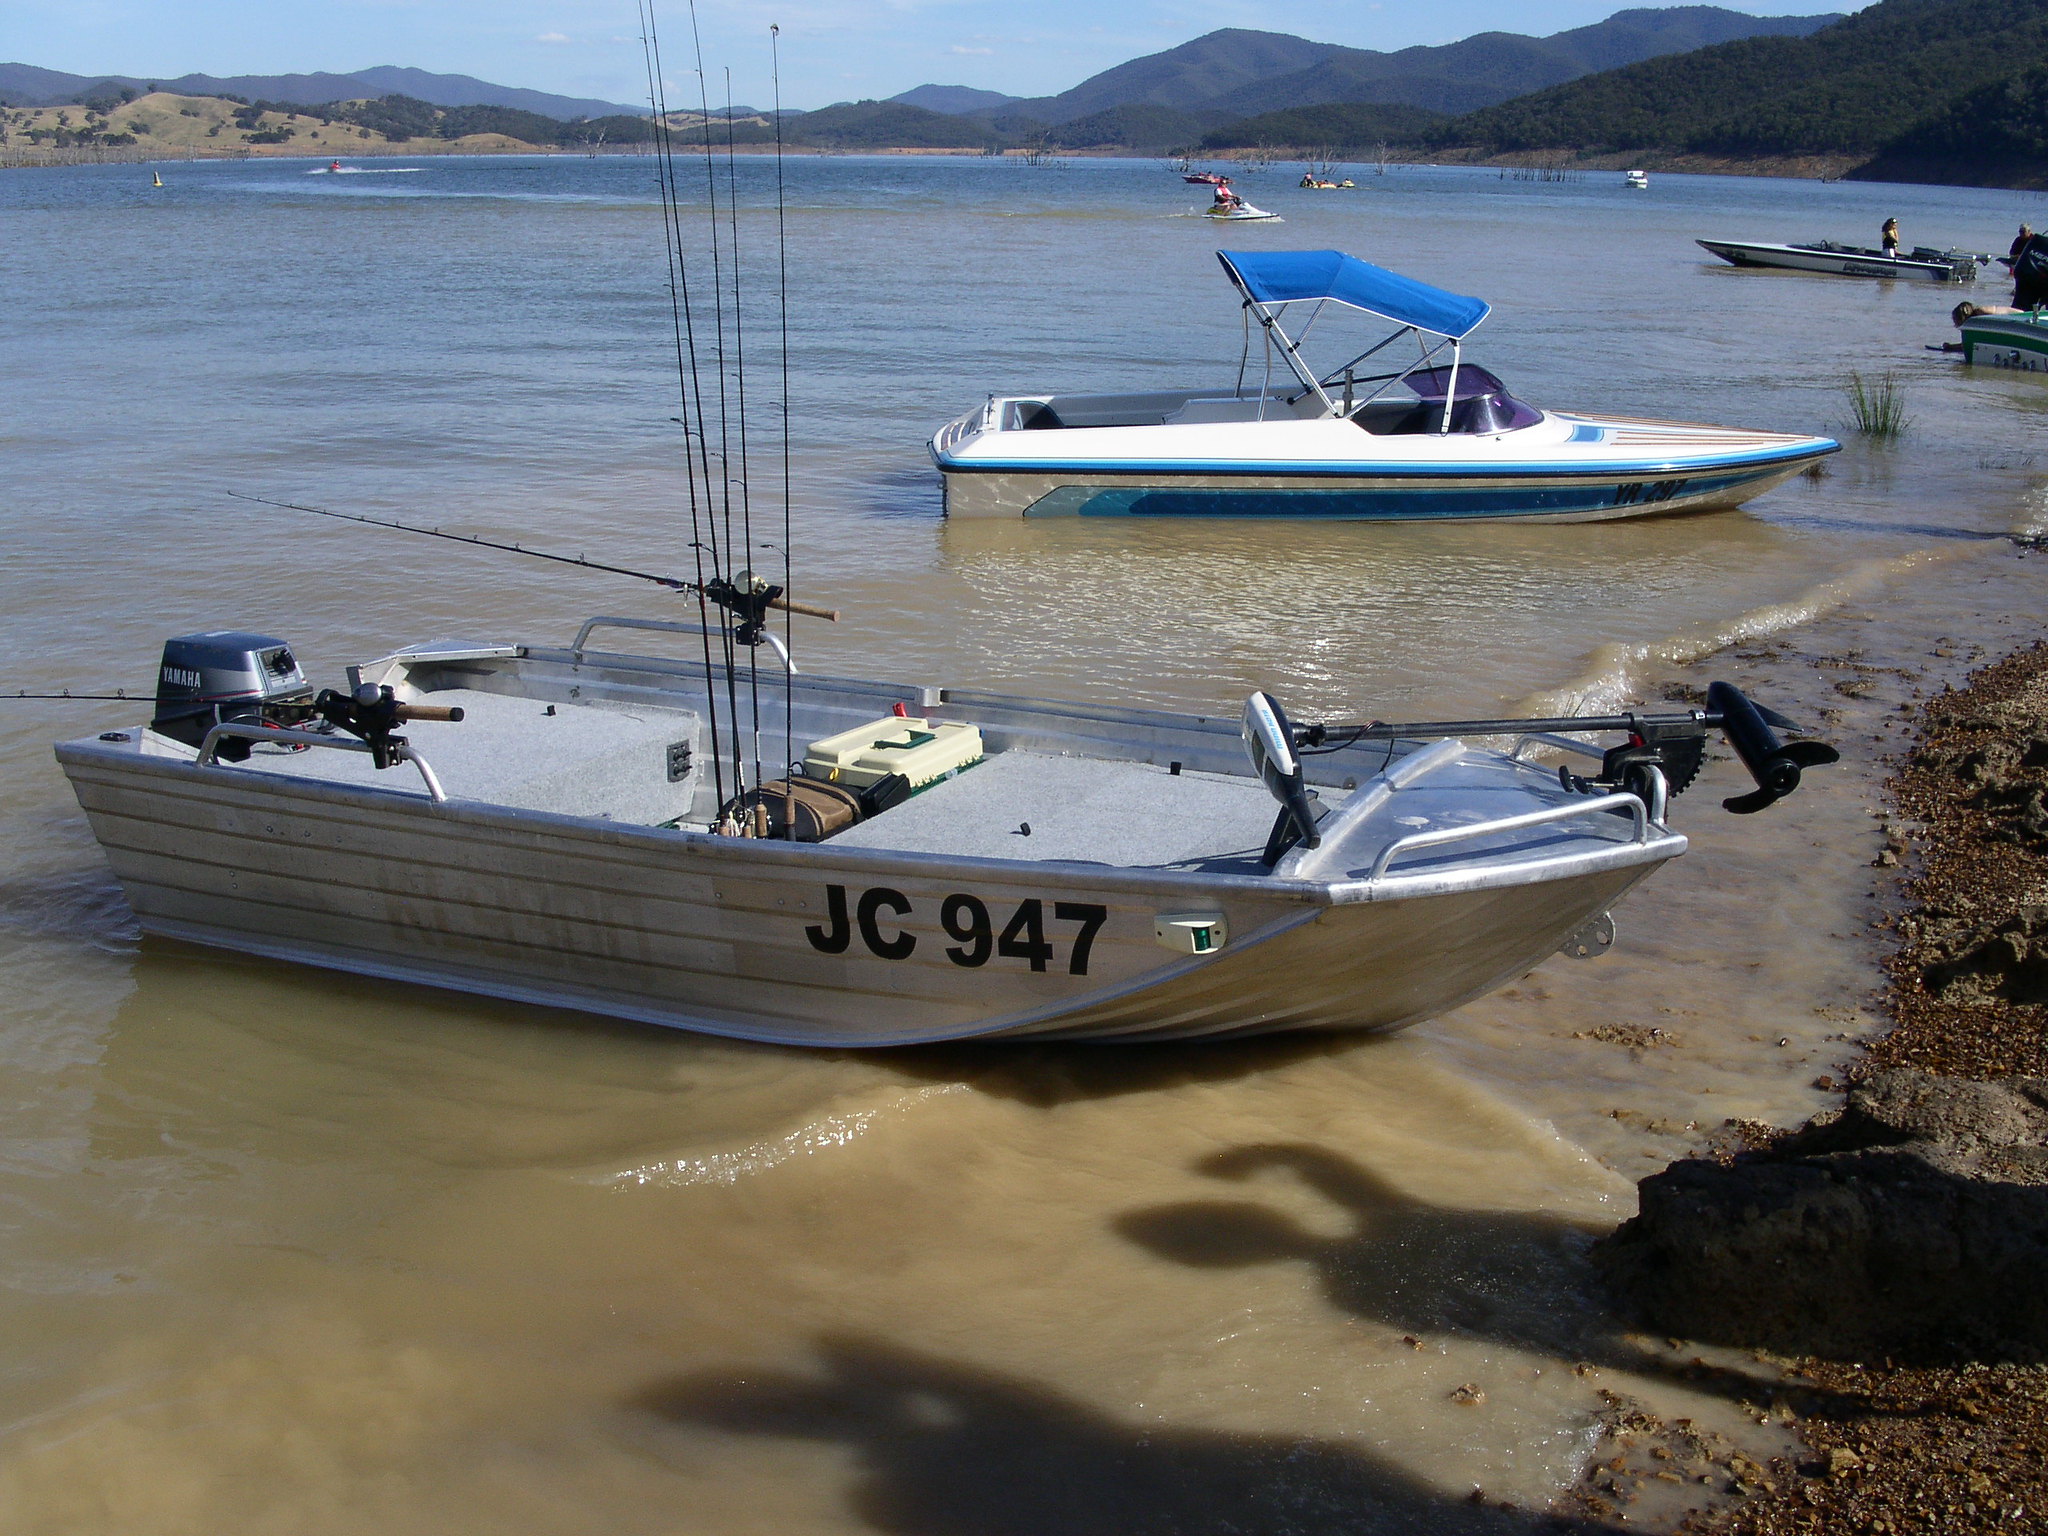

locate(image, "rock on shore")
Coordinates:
1595 1070 2048 1362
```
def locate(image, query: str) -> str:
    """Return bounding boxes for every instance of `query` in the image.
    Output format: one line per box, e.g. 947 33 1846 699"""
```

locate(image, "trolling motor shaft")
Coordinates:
1298 680 1839 815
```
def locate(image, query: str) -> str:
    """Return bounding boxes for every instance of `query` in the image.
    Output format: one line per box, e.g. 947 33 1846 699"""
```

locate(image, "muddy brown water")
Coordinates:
2 155 2045 1531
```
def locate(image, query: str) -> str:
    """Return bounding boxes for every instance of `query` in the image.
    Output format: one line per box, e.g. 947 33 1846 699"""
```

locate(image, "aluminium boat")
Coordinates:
931 249 1837 521
53 620 1832 1047
1697 238 1980 282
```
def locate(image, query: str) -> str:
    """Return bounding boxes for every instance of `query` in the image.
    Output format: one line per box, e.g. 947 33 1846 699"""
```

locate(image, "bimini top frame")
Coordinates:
1216 249 1493 432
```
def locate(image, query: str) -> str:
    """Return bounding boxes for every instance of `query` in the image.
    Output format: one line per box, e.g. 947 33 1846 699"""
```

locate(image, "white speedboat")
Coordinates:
1697 238 1978 282
53 624 1833 1046
1625 169 1649 189
931 249 1837 521
1959 308 2048 373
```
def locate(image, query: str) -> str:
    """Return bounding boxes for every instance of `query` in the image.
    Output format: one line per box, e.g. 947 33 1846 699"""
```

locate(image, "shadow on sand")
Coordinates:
1114 1142 1847 1412
634 1333 1609 1535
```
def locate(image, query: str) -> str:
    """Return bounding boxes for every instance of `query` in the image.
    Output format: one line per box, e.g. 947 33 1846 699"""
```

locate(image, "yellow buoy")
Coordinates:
151 172 163 188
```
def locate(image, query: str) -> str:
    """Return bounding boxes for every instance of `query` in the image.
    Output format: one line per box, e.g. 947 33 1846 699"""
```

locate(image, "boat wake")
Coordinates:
587 1084 968 1188
1516 547 1971 719
305 167 425 175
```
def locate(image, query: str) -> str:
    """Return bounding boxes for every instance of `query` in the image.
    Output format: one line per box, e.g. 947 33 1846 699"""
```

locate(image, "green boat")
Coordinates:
1960 309 2048 373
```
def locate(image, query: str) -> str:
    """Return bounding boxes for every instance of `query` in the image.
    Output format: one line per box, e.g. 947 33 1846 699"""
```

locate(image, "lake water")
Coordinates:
2 152 2045 1533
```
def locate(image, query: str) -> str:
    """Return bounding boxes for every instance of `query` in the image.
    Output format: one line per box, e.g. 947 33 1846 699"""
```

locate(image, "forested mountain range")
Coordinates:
891 8 1836 126
1443 0 2048 157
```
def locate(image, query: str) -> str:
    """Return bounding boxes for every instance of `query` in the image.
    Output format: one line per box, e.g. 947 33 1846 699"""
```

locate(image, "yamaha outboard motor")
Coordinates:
150 631 311 761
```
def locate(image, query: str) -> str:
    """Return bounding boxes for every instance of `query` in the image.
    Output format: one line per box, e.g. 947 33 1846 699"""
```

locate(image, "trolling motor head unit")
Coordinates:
150 631 313 761
1247 680 1841 865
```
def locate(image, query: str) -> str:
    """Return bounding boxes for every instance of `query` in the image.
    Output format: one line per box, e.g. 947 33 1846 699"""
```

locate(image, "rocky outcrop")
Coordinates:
1595 1070 2048 1363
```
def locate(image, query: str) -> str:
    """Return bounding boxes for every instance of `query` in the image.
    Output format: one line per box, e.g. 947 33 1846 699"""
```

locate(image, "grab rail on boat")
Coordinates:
1509 731 1607 764
1367 792 1647 882
196 723 448 803
571 616 795 676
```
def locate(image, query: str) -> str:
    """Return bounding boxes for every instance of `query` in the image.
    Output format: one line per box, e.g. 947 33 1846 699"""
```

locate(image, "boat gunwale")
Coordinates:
56 735 1681 908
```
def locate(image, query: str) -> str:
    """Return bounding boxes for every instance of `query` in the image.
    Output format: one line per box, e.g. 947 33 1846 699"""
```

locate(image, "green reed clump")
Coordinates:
1845 369 1909 437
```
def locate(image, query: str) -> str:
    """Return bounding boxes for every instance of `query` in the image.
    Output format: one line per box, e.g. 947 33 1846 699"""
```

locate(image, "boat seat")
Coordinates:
207 688 707 825
827 750 1283 870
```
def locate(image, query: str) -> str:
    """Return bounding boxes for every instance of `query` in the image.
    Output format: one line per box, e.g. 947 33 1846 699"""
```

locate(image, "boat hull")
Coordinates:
1961 313 2048 373
1697 238 1973 282
57 743 1657 1046
938 458 1814 522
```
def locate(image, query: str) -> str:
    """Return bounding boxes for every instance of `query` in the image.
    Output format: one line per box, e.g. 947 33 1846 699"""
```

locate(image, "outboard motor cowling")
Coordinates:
150 631 311 760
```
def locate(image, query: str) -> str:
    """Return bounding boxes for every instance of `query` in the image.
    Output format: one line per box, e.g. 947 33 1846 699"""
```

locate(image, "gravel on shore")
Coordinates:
1559 640 2048 1535
1682 639 2048 1535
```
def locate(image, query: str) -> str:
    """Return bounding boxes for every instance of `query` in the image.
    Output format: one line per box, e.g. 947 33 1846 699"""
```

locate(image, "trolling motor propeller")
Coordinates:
1290 681 1839 820
1705 680 1840 813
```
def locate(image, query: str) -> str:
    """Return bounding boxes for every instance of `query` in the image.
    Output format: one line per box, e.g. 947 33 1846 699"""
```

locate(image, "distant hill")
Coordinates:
1200 102 1451 152
1197 8 1841 118
965 9 1837 126
0 61 641 119
1045 104 1211 151
887 84 1019 114
993 30 1336 124
1441 0 2048 157
790 100 1003 150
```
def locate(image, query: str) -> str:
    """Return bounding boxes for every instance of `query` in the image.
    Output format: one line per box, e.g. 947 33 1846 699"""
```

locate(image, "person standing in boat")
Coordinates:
1880 217 1900 258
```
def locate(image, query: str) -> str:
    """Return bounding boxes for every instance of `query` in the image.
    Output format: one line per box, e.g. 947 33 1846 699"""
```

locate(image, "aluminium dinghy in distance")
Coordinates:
931 249 1837 521
53 615 1836 1047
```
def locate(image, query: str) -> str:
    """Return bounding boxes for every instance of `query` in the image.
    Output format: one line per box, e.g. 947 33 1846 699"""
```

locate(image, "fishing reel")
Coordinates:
704 569 783 647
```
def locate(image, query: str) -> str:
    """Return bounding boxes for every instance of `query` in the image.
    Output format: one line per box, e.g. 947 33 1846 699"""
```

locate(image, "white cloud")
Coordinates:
947 44 992 54
536 31 571 43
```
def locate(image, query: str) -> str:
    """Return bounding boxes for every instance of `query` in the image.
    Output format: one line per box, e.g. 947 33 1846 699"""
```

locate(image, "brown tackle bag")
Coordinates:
729 777 866 842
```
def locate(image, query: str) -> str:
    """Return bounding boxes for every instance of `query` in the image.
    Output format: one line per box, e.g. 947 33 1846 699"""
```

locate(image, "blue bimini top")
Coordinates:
1217 249 1491 340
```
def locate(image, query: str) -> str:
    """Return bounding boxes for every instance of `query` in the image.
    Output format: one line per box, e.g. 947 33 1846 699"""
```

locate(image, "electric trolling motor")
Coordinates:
1249 680 1840 865
1295 679 1839 815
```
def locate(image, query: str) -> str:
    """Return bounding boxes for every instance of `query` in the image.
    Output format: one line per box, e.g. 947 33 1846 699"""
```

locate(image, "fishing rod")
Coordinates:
1296 680 1839 815
228 492 840 634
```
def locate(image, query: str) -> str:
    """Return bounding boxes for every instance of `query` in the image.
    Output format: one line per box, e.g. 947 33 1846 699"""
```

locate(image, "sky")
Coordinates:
3 0 1864 111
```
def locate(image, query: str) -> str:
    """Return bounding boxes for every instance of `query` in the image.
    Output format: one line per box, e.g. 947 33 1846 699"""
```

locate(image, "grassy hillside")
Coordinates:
0 90 651 156
1443 0 2048 156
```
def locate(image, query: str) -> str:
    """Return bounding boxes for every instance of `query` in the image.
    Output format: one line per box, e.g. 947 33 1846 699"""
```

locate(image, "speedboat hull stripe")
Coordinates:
1012 466 1791 520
